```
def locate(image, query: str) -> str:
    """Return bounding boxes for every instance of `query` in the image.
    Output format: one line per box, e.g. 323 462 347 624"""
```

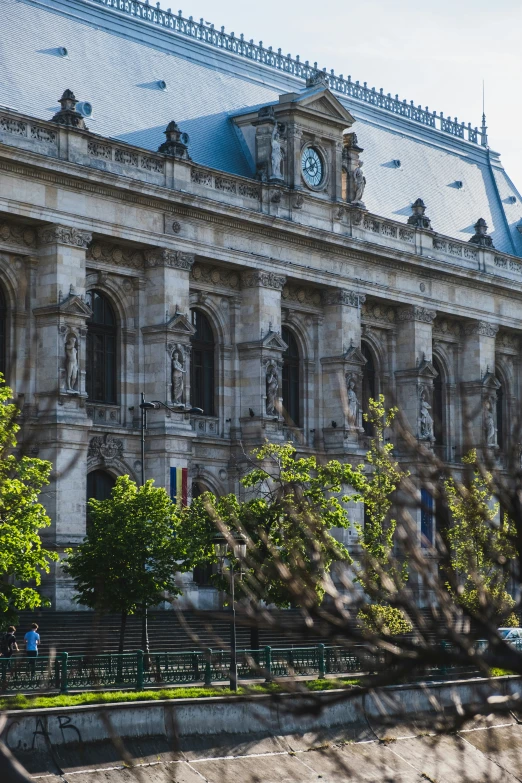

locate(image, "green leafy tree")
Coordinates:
179 442 367 609
0 377 57 623
64 476 181 654
352 396 411 635
445 450 517 626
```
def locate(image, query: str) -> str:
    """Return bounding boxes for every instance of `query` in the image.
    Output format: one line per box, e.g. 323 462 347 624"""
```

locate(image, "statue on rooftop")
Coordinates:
270 124 283 181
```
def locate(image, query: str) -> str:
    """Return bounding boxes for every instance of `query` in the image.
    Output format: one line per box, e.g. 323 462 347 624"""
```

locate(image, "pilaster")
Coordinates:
461 320 499 447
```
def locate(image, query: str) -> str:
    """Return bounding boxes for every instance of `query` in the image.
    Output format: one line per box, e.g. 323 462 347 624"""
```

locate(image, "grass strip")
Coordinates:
0 678 359 711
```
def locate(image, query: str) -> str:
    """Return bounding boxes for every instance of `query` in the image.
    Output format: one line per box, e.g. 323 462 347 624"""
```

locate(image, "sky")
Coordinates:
157 0 522 186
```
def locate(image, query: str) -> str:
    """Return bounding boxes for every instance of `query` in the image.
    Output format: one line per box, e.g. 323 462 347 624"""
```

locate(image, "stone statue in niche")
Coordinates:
171 347 186 406
419 388 434 440
485 396 496 446
352 161 366 204
346 376 359 427
266 362 279 416
65 333 78 392
270 124 283 180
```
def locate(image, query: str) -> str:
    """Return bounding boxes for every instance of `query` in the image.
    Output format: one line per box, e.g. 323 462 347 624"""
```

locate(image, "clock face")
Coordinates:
301 146 323 188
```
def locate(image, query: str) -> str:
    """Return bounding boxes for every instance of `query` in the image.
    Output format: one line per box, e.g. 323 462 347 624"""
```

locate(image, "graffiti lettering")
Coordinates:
57 714 82 744
3 715 82 750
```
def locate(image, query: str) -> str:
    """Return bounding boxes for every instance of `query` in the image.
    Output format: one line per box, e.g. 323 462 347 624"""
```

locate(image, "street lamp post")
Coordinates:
213 531 247 692
138 393 203 660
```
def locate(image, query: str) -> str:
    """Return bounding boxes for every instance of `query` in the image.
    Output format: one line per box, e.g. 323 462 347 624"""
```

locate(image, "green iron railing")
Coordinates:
0 639 512 695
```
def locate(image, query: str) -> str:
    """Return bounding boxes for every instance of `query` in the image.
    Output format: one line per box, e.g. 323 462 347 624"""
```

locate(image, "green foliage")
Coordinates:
179 442 365 607
64 476 181 617
357 604 413 636
0 376 57 622
445 451 517 624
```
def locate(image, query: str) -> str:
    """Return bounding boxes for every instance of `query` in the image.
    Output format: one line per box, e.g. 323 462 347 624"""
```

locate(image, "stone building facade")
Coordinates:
1 0 522 608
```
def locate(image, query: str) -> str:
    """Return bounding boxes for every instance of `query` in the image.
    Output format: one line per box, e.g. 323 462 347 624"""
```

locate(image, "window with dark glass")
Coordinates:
361 342 376 436
281 326 300 426
432 357 444 445
0 285 6 378
496 376 504 450
86 291 117 403
87 469 116 502
190 310 215 416
421 488 434 547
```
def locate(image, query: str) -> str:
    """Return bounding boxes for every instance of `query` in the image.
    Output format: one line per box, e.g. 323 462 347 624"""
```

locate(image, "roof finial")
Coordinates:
480 79 488 148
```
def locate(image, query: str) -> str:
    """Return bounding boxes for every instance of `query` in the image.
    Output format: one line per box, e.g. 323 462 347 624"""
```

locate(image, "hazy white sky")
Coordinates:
157 0 521 186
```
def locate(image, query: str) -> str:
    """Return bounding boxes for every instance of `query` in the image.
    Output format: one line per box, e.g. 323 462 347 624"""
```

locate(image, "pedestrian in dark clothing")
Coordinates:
1 626 19 678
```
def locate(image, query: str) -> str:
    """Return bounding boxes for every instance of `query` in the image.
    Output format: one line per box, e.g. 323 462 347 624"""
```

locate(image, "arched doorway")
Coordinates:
281 326 300 426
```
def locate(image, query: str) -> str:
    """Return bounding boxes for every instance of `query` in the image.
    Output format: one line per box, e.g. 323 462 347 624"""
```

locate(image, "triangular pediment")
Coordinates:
287 87 355 125
60 294 92 317
261 330 287 350
417 358 438 378
343 345 367 365
166 312 195 335
482 370 501 389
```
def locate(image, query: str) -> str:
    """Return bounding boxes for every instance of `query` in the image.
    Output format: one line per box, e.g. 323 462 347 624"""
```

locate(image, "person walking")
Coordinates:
0 626 18 680
24 623 40 676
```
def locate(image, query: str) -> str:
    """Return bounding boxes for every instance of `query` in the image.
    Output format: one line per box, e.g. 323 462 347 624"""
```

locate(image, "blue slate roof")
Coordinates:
2 0 522 256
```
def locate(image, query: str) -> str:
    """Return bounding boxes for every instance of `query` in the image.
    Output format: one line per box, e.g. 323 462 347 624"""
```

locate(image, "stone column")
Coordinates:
141 248 196 493
320 289 366 453
394 305 438 442
461 320 499 448
32 225 93 609
237 270 286 445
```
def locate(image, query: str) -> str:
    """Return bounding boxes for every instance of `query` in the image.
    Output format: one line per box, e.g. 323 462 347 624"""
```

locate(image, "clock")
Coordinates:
301 146 323 188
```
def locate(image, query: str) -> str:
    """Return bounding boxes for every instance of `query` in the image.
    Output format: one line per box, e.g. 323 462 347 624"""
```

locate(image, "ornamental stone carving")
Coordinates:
51 89 88 130
469 218 494 248
282 284 322 307
324 289 366 308
191 264 240 289
398 306 436 324
362 301 396 323
265 361 279 416
484 396 496 446
144 249 195 270
64 332 79 392
171 344 187 406
407 198 432 230
345 375 359 428
241 271 286 291
0 222 37 248
351 162 366 205
88 242 144 269
39 225 92 249
88 433 124 464
419 387 434 441
432 318 462 338
464 321 499 338
270 123 284 181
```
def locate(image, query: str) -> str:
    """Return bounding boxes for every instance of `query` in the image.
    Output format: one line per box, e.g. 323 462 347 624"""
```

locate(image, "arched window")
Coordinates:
0 285 7 378
361 342 376 436
190 310 215 416
87 469 116 502
496 375 504 450
432 357 444 445
281 326 300 426
86 291 117 403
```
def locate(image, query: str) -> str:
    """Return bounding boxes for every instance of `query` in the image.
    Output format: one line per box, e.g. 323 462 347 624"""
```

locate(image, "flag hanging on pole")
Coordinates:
170 466 188 507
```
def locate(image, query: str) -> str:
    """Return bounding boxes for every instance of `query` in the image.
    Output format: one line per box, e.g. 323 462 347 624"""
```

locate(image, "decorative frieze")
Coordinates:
361 301 396 323
191 263 240 289
324 289 365 307
241 271 286 291
432 318 463 338
361 216 414 243
496 331 519 353
190 167 260 199
0 116 57 143
88 433 124 464
86 404 121 424
86 140 165 173
0 221 37 248
398 305 436 324
494 255 522 274
464 321 499 338
88 242 144 269
282 284 322 308
433 237 478 261
38 225 92 248
144 249 195 270
87 140 112 159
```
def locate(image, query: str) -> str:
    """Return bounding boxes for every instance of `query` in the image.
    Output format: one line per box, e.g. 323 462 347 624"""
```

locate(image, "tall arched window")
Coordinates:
496 375 504 450
281 326 300 426
361 342 376 436
432 357 444 445
86 291 117 403
190 309 215 416
0 285 7 378
87 469 116 502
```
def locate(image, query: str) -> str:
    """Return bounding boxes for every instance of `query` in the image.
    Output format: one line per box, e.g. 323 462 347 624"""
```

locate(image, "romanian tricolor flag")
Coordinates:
170 466 188 507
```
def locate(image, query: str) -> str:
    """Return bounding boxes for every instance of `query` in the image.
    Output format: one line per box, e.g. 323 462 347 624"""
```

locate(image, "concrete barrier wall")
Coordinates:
2 677 521 752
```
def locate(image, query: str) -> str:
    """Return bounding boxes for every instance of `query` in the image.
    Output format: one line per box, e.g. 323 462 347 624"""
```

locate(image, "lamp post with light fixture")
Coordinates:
213 531 248 691
138 393 203 658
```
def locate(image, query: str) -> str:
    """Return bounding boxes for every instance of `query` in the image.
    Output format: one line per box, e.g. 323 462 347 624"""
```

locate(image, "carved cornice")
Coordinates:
324 289 366 308
144 248 195 270
241 271 286 291
87 242 144 270
0 221 37 248
398 305 436 324
464 320 499 338
38 225 92 249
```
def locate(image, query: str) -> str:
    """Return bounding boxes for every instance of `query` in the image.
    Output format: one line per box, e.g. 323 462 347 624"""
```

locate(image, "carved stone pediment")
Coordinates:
342 345 367 366
237 329 287 354
417 357 439 378
166 311 195 335
482 370 501 390
59 293 93 318
293 88 355 126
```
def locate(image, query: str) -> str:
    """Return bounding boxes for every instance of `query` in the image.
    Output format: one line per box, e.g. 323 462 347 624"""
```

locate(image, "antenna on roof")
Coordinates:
480 79 488 148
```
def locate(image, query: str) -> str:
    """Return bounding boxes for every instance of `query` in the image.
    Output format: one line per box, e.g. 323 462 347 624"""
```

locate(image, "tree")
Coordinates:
444 449 517 625
64 476 181 655
0 377 57 624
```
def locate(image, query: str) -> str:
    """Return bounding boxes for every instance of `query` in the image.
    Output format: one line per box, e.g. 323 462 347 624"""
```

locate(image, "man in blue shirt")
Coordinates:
24 623 40 658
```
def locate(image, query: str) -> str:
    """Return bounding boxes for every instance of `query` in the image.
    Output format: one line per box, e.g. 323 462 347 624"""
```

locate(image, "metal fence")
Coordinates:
0 640 513 695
